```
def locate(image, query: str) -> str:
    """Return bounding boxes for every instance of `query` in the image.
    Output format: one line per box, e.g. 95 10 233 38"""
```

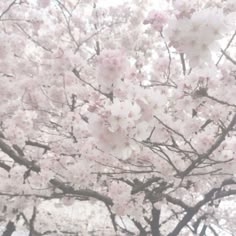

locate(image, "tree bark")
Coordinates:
2 221 15 236
151 208 161 236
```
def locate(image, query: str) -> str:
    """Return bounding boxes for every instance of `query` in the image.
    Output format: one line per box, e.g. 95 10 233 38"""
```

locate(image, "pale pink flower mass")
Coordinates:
0 0 235 235
144 10 168 31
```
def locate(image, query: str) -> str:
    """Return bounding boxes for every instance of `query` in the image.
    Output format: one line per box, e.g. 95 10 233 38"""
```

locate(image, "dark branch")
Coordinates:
220 49 236 65
181 113 236 176
49 179 113 206
168 178 236 236
25 140 50 153
150 208 161 236
180 53 186 75
131 177 162 195
2 221 15 236
72 68 113 102
29 206 37 236
0 138 40 172
0 0 17 20
0 161 11 172
164 195 190 211
0 137 113 206
216 30 236 66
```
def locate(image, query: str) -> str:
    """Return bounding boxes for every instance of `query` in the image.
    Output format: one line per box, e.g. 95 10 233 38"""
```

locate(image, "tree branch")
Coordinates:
0 137 113 206
29 206 37 236
0 0 17 20
131 177 162 195
0 161 11 172
216 30 236 66
168 178 236 236
0 138 40 172
49 179 113 206
181 113 236 176
220 49 236 65
150 207 161 236
72 68 113 102
2 221 15 236
164 195 190 211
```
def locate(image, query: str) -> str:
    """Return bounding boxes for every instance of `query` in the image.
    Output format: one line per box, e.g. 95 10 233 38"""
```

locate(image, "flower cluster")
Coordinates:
96 49 127 92
164 7 229 66
88 87 161 160
143 10 168 31
89 99 143 159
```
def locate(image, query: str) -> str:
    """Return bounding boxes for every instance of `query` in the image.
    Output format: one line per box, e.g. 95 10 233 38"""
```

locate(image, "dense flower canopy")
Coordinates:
0 0 236 235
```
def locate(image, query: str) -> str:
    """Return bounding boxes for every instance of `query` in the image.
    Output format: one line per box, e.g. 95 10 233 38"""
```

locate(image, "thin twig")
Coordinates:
216 31 236 66
0 0 17 20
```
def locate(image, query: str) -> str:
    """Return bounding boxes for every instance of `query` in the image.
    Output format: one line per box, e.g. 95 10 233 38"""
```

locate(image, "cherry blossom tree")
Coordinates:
0 0 236 235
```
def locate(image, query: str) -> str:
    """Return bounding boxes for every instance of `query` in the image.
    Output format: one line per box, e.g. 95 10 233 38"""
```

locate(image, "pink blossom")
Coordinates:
144 10 168 31
96 49 127 93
